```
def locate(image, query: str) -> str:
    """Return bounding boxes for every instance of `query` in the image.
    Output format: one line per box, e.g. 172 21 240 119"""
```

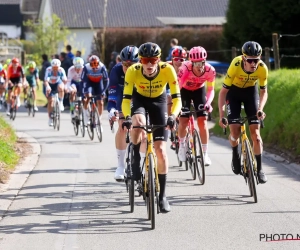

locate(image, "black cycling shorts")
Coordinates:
8 77 22 90
226 85 260 125
180 86 207 118
131 91 168 142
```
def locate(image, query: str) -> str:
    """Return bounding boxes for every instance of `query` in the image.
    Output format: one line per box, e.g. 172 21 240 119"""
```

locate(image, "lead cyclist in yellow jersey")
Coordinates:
218 41 268 184
122 42 182 213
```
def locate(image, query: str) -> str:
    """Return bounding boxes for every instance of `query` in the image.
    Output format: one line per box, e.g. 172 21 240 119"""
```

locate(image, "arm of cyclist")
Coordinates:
121 67 134 130
168 65 182 129
257 66 268 119
44 67 52 95
101 66 109 97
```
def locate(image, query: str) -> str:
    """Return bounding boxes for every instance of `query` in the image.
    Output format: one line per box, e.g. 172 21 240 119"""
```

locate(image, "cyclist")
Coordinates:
108 45 137 180
122 42 182 213
177 46 216 166
167 47 187 150
67 57 84 120
6 58 25 115
3 58 11 70
44 59 67 126
218 41 268 184
0 63 7 110
81 55 109 131
24 61 39 112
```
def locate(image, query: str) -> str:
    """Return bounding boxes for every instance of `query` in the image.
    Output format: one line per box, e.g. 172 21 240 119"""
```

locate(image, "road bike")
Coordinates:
72 95 85 137
86 95 102 142
52 92 60 131
26 86 36 117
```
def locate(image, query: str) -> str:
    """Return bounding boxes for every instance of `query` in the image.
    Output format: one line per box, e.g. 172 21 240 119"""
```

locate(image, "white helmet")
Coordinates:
73 57 84 68
51 59 61 67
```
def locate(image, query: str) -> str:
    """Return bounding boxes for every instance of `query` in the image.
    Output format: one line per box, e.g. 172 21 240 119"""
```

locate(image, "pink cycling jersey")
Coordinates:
178 61 216 90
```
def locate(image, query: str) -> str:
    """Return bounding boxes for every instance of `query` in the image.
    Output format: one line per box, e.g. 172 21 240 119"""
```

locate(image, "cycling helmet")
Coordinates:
89 55 100 63
138 42 161 58
51 58 61 67
28 61 36 68
189 46 207 62
0 64 3 71
73 57 84 68
172 47 187 58
242 41 262 57
6 59 11 64
120 45 139 62
12 58 19 64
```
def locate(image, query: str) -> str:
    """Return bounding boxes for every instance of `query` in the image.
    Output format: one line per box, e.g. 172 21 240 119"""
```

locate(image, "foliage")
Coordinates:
222 0 300 67
23 14 69 65
96 27 225 66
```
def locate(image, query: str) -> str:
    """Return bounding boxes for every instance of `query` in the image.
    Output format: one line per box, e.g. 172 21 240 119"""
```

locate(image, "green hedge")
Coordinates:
97 27 226 67
210 69 300 157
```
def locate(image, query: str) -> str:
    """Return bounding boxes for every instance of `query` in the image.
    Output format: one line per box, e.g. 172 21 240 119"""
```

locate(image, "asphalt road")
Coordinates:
0 107 300 250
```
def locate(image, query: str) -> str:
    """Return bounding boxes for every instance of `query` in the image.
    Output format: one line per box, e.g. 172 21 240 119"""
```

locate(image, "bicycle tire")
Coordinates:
245 140 257 203
186 136 196 180
127 143 135 213
12 106 17 121
79 105 85 137
193 129 205 185
56 100 60 131
147 153 156 230
53 101 57 129
94 108 102 142
87 109 94 140
73 118 79 136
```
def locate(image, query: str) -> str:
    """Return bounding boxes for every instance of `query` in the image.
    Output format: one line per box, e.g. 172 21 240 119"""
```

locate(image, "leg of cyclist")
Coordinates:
69 82 77 120
6 83 13 115
46 84 56 126
0 81 5 109
57 82 65 111
23 82 28 106
31 85 38 111
244 87 267 183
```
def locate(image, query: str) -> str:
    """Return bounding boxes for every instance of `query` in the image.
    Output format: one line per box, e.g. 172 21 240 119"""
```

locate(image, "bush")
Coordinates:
97 27 225 66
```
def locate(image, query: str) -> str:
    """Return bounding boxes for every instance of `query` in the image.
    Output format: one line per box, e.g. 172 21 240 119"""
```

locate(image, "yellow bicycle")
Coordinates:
223 110 264 203
125 110 166 230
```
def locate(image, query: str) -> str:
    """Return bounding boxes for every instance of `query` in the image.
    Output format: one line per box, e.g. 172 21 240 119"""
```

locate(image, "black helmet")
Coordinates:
120 45 139 62
138 42 161 58
242 41 262 57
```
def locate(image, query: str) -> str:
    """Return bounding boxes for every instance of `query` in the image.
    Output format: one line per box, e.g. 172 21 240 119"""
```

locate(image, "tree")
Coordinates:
23 14 70 63
222 0 300 67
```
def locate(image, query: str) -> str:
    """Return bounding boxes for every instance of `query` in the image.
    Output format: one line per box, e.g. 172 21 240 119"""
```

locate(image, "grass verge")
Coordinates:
0 115 19 183
210 69 300 162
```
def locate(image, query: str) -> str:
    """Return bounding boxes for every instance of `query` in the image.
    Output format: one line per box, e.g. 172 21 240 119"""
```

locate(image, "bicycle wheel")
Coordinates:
94 108 102 142
126 143 135 213
27 98 31 116
147 153 156 230
245 140 257 203
193 129 205 185
56 100 60 131
11 103 17 121
87 109 94 140
79 105 85 137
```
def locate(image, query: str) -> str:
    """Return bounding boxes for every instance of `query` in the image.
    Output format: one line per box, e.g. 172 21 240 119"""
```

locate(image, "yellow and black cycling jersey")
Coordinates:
223 56 268 89
122 62 181 118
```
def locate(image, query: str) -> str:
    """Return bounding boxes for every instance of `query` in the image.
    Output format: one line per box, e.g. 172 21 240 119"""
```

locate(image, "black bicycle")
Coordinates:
26 86 36 117
72 95 85 137
87 95 102 142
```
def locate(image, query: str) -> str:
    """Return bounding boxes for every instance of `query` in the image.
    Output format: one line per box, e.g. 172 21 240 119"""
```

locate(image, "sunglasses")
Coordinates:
245 58 260 64
90 62 99 68
173 57 185 62
140 57 159 65
193 61 205 66
122 61 134 68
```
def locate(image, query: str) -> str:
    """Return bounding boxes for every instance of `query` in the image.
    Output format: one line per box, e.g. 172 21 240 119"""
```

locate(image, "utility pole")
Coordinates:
101 0 108 63
264 47 270 69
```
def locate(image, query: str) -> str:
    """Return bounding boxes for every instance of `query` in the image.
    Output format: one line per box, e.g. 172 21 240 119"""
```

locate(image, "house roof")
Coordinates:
21 0 42 13
50 0 228 28
0 0 20 4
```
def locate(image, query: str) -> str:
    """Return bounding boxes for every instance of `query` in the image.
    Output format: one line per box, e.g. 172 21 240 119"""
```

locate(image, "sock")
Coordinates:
117 149 126 168
232 145 239 157
70 102 74 111
202 144 208 154
158 174 167 200
58 97 62 102
140 152 146 169
179 137 185 144
255 154 262 172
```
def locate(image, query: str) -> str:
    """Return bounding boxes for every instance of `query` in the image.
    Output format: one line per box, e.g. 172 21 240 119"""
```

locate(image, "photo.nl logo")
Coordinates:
260 234 300 242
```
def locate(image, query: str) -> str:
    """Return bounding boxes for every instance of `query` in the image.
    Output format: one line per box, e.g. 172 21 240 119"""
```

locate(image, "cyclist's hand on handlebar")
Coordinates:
108 108 119 122
257 110 266 120
167 114 176 130
219 117 228 128
204 103 213 113
122 116 132 130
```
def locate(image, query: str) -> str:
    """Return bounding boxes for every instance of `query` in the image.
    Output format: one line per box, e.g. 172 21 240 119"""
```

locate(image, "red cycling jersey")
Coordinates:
0 69 7 79
7 65 24 79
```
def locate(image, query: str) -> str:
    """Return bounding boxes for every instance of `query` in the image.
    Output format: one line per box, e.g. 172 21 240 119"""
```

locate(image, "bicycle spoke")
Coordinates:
193 130 205 185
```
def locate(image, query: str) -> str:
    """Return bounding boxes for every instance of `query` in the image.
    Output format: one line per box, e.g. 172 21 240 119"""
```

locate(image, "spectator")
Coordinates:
116 55 121 63
166 38 182 61
66 45 75 60
52 54 59 59
76 50 82 57
59 52 73 109
108 51 119 73
40 54 51 107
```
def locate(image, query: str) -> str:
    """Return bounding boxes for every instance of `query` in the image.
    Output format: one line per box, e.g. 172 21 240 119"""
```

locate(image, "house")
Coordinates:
0 0 23 39
35 0 228 57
